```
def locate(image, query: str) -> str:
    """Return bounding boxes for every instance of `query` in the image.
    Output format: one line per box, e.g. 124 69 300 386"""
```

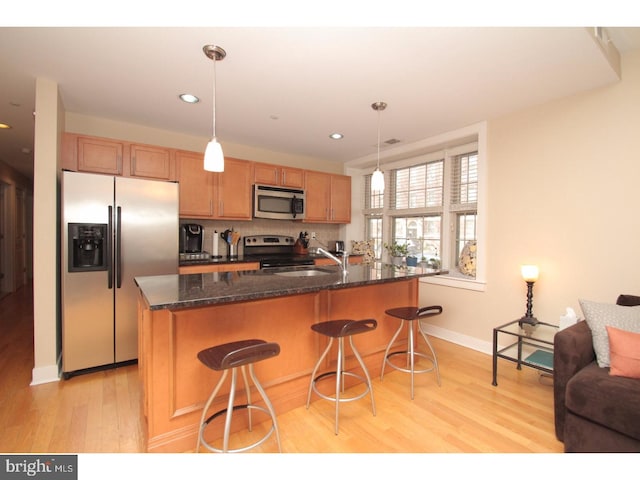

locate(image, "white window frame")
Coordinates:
351 121 487 292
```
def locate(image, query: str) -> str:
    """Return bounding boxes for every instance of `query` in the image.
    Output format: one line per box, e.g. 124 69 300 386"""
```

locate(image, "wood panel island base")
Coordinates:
135 264 444 453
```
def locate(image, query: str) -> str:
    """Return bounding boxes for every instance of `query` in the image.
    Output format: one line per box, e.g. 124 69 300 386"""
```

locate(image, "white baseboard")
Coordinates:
420 322 493 356
31 364 60 385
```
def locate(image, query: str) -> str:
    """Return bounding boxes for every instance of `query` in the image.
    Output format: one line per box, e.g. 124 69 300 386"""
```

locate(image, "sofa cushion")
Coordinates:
579 299 640 367
565 362 640 441
607 325 640 379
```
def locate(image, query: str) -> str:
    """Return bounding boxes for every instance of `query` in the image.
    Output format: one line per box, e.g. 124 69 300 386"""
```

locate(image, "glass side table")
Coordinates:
492 319 559 386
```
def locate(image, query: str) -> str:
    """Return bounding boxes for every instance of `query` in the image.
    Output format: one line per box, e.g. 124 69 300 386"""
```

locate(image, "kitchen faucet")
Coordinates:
316 247 349 275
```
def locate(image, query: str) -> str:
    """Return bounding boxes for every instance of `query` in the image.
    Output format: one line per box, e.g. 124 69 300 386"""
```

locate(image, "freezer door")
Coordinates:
62 172 115 373
114 177 179 363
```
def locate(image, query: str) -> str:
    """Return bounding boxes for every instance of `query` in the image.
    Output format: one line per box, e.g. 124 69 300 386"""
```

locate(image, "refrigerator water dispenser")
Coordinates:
68 223 108 272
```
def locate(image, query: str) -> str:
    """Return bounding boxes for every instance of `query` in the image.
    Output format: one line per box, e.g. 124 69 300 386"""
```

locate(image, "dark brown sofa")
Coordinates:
553 294 640 452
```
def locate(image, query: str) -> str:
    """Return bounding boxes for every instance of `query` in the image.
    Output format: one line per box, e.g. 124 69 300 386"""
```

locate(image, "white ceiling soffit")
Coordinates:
0 26 636 180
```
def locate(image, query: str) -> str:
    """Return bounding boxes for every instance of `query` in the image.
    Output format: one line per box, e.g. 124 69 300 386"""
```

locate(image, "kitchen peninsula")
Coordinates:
135 263 445 452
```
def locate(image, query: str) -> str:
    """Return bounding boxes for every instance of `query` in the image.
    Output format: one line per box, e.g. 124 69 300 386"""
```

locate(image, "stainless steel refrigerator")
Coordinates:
61 171 179 376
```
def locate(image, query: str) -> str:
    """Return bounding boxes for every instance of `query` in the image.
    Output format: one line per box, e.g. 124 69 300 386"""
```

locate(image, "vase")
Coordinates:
391 256 404 266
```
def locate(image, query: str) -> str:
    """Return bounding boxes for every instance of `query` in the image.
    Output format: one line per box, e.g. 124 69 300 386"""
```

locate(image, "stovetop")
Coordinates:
243 234 314 268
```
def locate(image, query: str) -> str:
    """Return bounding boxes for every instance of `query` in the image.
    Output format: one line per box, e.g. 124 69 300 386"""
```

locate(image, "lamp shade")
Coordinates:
204 138 224 172
520 265 539 282
371 168 385 192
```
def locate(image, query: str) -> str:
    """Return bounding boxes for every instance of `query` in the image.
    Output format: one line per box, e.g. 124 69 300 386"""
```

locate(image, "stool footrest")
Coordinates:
385 350 437 375
200 404 277 454
311 371 371 403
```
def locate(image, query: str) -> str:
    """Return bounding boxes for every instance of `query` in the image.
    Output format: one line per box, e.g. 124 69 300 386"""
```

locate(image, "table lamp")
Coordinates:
519 265 539 327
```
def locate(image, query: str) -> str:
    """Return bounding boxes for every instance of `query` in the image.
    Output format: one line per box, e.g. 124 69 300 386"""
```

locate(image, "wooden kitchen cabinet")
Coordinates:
314 255 363 266
330 174 351 223
215 157 253 220
62 133 175 181
177 150 214 217
130 144 174 180
179 262 260 274
76 135 124 175
177 153 253 220
304 171 351 223
253 163 305 189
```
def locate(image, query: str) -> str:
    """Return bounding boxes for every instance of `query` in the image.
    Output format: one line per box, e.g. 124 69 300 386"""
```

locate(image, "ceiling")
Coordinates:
1 26 640 180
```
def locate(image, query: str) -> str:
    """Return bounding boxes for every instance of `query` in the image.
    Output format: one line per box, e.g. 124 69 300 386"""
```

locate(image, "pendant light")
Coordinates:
371 101 387 193
203 45 226 172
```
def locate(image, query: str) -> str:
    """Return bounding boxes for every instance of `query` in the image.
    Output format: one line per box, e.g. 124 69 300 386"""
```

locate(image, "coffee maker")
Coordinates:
180 224 204 253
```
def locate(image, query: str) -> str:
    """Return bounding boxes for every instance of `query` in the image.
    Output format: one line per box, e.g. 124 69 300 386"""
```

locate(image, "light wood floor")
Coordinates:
0 284 564 453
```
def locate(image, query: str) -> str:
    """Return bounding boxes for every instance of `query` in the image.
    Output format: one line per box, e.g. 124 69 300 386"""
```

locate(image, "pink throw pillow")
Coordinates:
606 325 640 379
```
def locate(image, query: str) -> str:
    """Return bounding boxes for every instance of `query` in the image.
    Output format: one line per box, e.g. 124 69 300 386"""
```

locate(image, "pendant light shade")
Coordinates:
371 167 385 192
371 101 387 193
203 45 226 172
204 138 224 172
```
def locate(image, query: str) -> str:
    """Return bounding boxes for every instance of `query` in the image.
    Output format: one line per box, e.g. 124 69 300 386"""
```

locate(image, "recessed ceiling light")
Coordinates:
0 123 11 129
329 133 343 140
179 93 199 104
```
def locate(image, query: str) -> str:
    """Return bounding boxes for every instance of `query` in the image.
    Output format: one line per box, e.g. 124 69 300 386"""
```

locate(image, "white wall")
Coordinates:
32 77 62 385
421 49 640 354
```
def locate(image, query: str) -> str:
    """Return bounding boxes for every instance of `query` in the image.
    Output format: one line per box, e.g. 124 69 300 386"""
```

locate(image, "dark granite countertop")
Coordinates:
178 253 361 267
135 263 446 311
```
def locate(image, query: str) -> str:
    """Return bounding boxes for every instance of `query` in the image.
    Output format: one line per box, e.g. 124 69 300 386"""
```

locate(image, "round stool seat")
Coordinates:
196 339 281 453
198 339 280 371
385 305 443 321
311 318 377 338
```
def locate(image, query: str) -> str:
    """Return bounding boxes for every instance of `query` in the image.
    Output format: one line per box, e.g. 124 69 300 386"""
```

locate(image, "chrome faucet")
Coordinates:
316 247 349 274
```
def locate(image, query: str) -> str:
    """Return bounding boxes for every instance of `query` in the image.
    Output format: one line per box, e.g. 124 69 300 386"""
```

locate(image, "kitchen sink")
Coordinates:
273 268 333 277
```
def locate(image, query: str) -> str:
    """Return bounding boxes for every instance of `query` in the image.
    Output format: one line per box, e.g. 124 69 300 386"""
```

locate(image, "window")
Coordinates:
360 124 484 289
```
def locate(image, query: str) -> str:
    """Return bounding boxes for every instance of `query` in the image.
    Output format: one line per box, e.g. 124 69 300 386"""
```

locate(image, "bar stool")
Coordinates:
306 319 377 435
196 339 281 453
381 306 442 399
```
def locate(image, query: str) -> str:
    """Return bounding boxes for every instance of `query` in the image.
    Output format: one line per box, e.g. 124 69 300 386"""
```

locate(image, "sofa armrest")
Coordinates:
553 320 596 441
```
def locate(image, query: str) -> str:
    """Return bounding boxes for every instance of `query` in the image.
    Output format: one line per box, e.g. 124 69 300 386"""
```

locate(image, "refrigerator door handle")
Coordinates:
107 206 113 289
116 206 123 288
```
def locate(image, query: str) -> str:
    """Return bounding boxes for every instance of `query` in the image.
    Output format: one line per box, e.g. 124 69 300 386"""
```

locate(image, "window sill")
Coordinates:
420 272 486 292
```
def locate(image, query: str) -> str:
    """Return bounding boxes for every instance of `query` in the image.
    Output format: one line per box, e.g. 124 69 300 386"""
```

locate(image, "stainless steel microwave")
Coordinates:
253 184 305 220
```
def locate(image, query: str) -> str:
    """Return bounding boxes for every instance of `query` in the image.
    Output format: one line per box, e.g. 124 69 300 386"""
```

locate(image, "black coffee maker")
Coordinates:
180 224 204 253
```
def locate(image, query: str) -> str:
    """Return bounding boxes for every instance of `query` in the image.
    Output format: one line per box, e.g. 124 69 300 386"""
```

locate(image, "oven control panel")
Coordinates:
243 235 295 247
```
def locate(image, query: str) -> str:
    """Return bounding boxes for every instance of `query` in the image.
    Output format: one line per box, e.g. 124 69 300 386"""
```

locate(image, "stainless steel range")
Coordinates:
243 235 314 268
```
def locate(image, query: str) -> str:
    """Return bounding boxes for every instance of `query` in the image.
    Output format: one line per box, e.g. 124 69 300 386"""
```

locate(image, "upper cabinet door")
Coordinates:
280 167 305 188
176 150 214 218
253 163 279 185
304 171 331 222
253 163 305 189
215 158 253 220
330 174 351 223
303 172 351 224
77 136 123 175
130 144 174 180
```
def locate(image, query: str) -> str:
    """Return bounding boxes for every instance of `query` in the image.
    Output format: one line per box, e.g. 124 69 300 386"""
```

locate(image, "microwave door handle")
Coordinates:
107 206 113 289
292 195 297 219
